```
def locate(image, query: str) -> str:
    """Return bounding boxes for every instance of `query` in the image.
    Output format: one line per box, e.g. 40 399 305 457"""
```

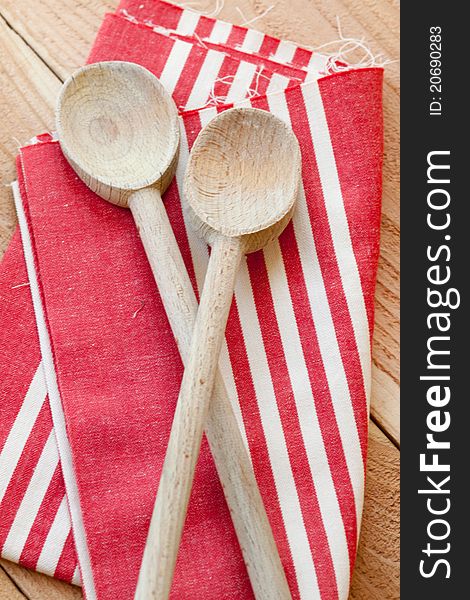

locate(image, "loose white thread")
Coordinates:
235 4 275 27
120 9 182 38
179 65 293 111
11 137 22 151
132 299 146 319
11 282 30 289
317 18 394 73
119 8 139 24
193 31 209 49
180 0 225 18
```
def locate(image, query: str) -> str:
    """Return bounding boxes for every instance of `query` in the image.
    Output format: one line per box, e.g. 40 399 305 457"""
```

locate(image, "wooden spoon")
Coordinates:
56 63 291 600
147 107 302 598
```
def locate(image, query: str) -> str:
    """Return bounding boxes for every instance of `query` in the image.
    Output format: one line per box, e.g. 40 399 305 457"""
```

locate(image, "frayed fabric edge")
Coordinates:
119 7 393 76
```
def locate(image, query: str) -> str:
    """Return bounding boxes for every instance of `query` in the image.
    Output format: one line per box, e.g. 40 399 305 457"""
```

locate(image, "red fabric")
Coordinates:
0 232 40 438
318 73 383 333
20 139 252 598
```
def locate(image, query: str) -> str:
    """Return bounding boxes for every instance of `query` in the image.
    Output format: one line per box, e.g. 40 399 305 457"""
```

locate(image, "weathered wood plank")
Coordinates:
0 13 61 255
0 561 82 600
0 1 114 80
0 566 27 600
350 422 400 599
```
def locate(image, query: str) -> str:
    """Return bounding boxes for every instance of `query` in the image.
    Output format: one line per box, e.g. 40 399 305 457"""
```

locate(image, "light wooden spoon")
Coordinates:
56 63 291 600
56 61 179 208
147 107 302 599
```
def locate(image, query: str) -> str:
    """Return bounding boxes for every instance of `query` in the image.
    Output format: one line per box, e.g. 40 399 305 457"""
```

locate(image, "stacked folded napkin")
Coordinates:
0 1 383 598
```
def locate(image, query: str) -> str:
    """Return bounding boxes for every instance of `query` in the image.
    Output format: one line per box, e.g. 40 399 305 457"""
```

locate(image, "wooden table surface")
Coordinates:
0 1 399 598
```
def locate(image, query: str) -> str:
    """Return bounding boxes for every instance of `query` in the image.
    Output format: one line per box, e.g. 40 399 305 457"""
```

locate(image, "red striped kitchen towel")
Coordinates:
0 1 383 598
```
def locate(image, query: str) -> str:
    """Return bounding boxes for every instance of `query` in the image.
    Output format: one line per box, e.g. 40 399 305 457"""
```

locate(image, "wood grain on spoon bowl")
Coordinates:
184 107 301 253
56 60 179 207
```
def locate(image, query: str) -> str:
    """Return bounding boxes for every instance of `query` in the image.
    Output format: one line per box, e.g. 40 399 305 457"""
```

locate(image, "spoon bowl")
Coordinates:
184 107 301 252
56 61 179 206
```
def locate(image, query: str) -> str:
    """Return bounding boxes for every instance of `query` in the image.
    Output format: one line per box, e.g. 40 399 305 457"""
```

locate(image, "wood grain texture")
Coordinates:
57 61 180 206
349 422 400 599
0 564 26 600
0 0 400 598
0 13 61 256
0 0 115 80
184 108 301 252
0 560 81 600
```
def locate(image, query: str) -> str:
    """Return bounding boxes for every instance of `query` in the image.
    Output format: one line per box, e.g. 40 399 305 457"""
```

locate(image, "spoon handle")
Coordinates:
142 233 242 599
129 190 291 600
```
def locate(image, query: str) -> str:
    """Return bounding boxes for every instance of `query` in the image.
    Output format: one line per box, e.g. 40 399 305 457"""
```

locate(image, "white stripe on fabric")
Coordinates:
36 496 72 577
175 10 200 35
238 28 264 53
158 39 193 94
301 82 372 406
266 73 292 95
224 61 257 104
207 20 232 44
2 431 59 558
13 181 97 599
271 40 296 63
72 565 81 586
0 363 47 505
267 87 365 522
234 260 320 599
184 49 226 110
175 119 210 294
263 240 348 598
217 342 250 456
306 53 330 78
294 186 365 524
